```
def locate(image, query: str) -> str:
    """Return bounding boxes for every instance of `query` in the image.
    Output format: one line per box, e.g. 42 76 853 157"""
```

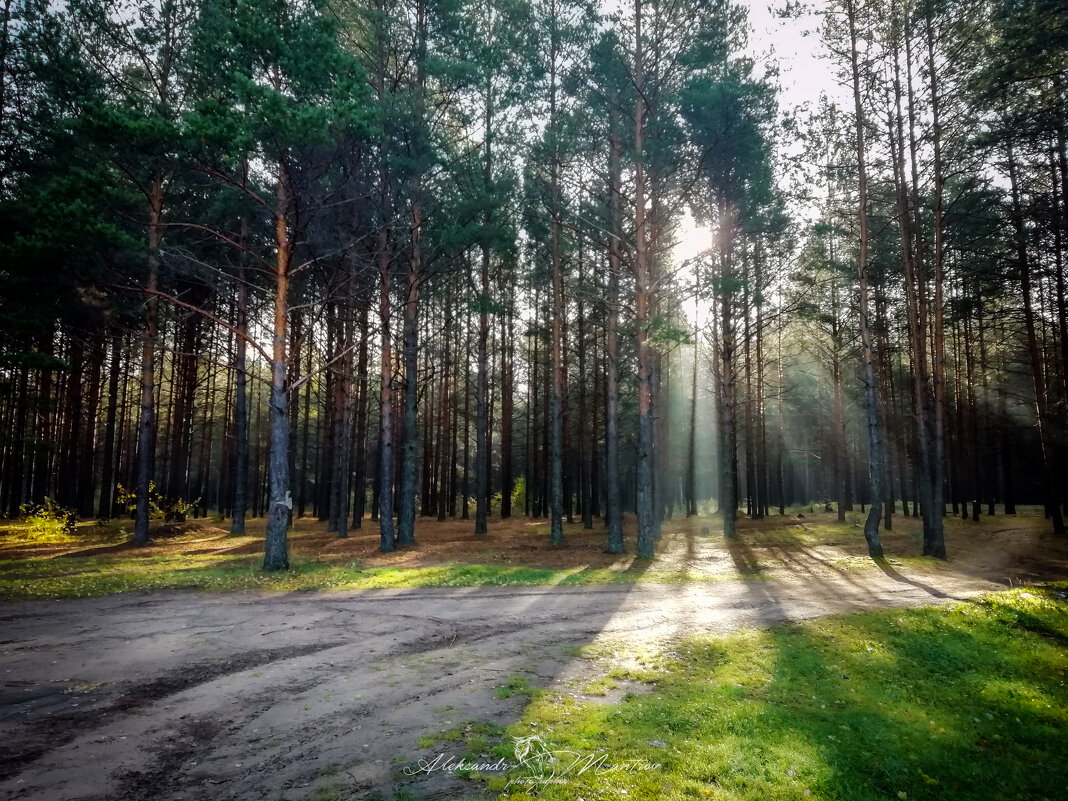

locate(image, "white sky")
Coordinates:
748 1 843 113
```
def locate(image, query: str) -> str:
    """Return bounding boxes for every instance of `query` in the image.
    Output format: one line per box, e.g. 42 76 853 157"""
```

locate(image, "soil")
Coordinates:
1 512 1066 801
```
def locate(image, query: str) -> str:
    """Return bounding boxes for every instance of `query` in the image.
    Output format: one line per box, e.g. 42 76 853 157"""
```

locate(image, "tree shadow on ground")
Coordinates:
525 590 1068 799
873 557 950 598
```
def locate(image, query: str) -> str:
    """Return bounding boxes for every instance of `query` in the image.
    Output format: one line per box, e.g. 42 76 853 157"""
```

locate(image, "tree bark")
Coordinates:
134 176 164 544
263 165 294 571
848 0 883 557
633 0 655 558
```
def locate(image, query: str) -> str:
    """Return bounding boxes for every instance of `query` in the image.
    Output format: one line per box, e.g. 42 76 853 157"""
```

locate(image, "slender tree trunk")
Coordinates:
263 165 294 571
134 177 164 544
848 0 883 557
605 108 624 554
378 212 396 551
334 281 355 539
548 33 565 545
437 287 454 521
78 335 104 517
923 9 948 557
59 337 84 511
475 78 493 536
633 0 655 557
718 203 738 540
461 282 471 521
231 224 250 535
398 190 422 544
98 331 122 518
501 279 515 518
1007 138 1064 535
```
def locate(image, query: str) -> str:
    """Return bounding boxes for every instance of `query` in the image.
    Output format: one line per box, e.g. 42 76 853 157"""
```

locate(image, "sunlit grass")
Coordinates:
485 586 1068 800
0 553 755 600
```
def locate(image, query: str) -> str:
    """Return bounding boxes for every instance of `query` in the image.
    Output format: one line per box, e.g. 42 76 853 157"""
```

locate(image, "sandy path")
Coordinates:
0 561 1022 801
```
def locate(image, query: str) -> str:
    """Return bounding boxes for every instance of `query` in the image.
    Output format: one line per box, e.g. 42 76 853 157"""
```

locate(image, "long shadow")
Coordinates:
619 590 1068 800
379 519 656 799
0 515 662 801
760 541 871 592
724 535 788 630
748 600 1068 801
873 557 950 599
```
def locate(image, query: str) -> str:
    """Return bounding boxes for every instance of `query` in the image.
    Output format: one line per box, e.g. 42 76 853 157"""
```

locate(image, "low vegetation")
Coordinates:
484 586 1068 800
0 511 1061 601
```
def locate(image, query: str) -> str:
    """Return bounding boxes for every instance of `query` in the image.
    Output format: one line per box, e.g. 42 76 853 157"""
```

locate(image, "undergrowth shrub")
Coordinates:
17 498 77 541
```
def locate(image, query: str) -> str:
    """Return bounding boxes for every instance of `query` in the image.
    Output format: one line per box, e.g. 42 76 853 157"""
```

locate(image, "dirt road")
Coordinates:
0 560 1025 801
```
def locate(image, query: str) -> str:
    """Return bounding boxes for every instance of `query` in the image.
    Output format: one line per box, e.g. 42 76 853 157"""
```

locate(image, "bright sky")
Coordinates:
748 1 843 112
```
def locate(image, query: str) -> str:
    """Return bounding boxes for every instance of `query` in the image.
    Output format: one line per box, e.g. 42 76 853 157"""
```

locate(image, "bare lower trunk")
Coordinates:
605 110 624 552
1007 138 1064 535
134 177 164 545
718 206 738 540
231 237 249 535
378 222 396 551
262 170 293 571
398 192 422 545
98 331 122 518
549 105 564 546
352 296 370 528
633 0 654 558
848 0 883 557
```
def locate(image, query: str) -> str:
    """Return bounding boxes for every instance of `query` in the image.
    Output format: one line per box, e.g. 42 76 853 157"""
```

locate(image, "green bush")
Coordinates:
115 481 200 522
17 498 77 541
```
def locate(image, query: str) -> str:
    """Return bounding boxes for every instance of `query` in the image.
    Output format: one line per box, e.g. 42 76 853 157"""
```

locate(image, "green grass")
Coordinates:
495 675 537 699
484 586 1068 800
0 552 757 601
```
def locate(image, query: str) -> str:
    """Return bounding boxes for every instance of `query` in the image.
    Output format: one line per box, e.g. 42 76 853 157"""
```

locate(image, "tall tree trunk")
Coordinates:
605 107 624 554
633 0 655 557
923 9 948 557
718 203 738 540
548 19 565 545
848 0 883 557
134 177 164 544
263 165 293 571
398 191 422 544
500 279 515 519
352 292 370 528
437 287 454 521
378 210 396 551
474 75 493 536
577 270 592 530
461 281 471 521
78 335 104 517
334 281 355 539
1007 138 1065 535
231 225 250 535
60 336 84 511
98 330 123 518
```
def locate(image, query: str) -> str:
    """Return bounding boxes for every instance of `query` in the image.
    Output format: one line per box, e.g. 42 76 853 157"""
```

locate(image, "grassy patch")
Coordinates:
495 675 538 700
421 719 505 753
581 676 619 697
0 554 750 601
488 586 1068 800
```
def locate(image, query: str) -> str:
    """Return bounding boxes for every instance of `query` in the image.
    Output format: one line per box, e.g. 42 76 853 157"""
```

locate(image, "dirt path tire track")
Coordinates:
0 571 1023 801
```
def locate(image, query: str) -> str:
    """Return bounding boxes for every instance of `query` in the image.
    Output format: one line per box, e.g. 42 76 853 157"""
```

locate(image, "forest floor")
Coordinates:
1 507 1065 599
0 511 1066 801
